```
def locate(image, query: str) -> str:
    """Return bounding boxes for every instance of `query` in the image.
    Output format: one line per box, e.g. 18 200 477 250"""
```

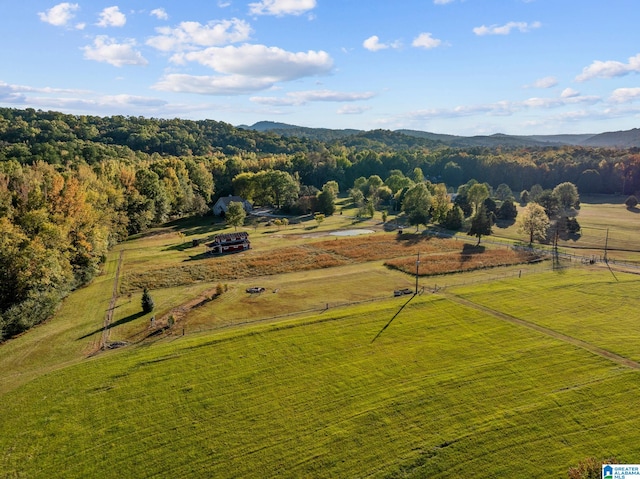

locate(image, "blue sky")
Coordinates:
2 0 640 135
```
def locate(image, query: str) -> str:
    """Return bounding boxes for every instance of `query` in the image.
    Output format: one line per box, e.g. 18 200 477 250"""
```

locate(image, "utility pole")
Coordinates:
415 252 420 294
553 223 560 269
604 228 609 262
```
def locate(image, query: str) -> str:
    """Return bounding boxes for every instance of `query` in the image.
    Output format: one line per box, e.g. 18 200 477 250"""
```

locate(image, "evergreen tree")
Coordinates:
141 288 155 313
443 205 463 230
468 204 492 245
497 200 518 220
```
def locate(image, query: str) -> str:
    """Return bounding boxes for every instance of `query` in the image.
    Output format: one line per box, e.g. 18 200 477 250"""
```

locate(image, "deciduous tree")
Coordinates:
552 182 580 209
537 190 560 218
430 183 450 224
467 183 489 215
402 183 431 231
226 201 246 230
518 203 549 245
495 183 514 201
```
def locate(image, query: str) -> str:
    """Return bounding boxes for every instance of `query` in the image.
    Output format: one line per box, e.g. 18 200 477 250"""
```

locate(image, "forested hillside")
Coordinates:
1 107 640 341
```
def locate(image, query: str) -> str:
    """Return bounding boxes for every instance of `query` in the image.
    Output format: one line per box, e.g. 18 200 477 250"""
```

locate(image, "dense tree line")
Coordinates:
0 107 636 340
4 108 640 197
0 155 214 341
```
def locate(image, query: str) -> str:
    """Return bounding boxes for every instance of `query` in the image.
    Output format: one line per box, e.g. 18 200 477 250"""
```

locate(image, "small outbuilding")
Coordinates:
212 195 253 216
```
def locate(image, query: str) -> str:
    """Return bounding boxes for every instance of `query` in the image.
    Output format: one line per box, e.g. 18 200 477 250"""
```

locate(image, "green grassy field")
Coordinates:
1 199 640 478
1 269 640 478
493 194 640 263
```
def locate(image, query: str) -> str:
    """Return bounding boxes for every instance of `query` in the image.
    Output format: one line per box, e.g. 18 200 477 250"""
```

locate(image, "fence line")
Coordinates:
171 263 559 339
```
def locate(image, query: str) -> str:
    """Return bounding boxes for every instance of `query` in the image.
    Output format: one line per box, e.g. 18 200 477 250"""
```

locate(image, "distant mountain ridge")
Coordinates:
239 121 640 148
237 121 360 142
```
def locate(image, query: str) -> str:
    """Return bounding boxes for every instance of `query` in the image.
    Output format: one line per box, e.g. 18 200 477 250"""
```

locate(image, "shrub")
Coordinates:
625 195 638 208
0 290 62 341
568 456 617 479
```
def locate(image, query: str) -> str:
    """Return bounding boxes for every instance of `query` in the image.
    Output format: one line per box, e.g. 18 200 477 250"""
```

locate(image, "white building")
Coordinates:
212 195 253 216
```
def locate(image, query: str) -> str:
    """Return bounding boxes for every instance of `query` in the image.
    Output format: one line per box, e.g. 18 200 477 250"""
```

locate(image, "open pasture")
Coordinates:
1 269 640 478
452 267 640 362
494 195 640 263
2 198 640 478
120 232 539 293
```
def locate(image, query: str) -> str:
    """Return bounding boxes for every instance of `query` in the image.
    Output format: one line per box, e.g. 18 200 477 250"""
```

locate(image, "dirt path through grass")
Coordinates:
445 293 640 370
100 250 124 349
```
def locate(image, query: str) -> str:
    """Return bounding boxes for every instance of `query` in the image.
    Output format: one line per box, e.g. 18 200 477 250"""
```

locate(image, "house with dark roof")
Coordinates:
206 232 250 255
212 195 253 216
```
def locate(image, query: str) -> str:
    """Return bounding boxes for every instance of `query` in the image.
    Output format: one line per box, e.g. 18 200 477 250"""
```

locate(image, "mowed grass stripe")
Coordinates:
445 293 640 370
1 294 637 478
451 268 640 362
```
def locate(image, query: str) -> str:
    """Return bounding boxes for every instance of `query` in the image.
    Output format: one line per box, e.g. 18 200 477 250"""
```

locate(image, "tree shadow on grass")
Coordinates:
164 234 218 252
394 232 436 246
77 311 146 340
164 241 197 252
460 243 485 264
462 243 485 254
164 216 229 237
495 218 516 229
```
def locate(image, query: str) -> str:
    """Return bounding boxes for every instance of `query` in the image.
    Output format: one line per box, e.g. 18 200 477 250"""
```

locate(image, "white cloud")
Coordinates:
363 36 401 52
82 36 148 67
337 105 372 115
363 36 386 52
101 94 167 107
412 33 442 50
473 21 541 36
402 91 601 122
251 89 375 106
150 8 169 20
610 87 640 103
155 44 332 95
0 80 173 114
528 76 558 89
576 53 640 82
249 0 316 16
0 82 27 103
152 74 276 95
561 88 580 98
147 19 252 52
172 44 333 81
96 6 126 28
38 2 79 27
434 0 454 4
0 81 89 95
